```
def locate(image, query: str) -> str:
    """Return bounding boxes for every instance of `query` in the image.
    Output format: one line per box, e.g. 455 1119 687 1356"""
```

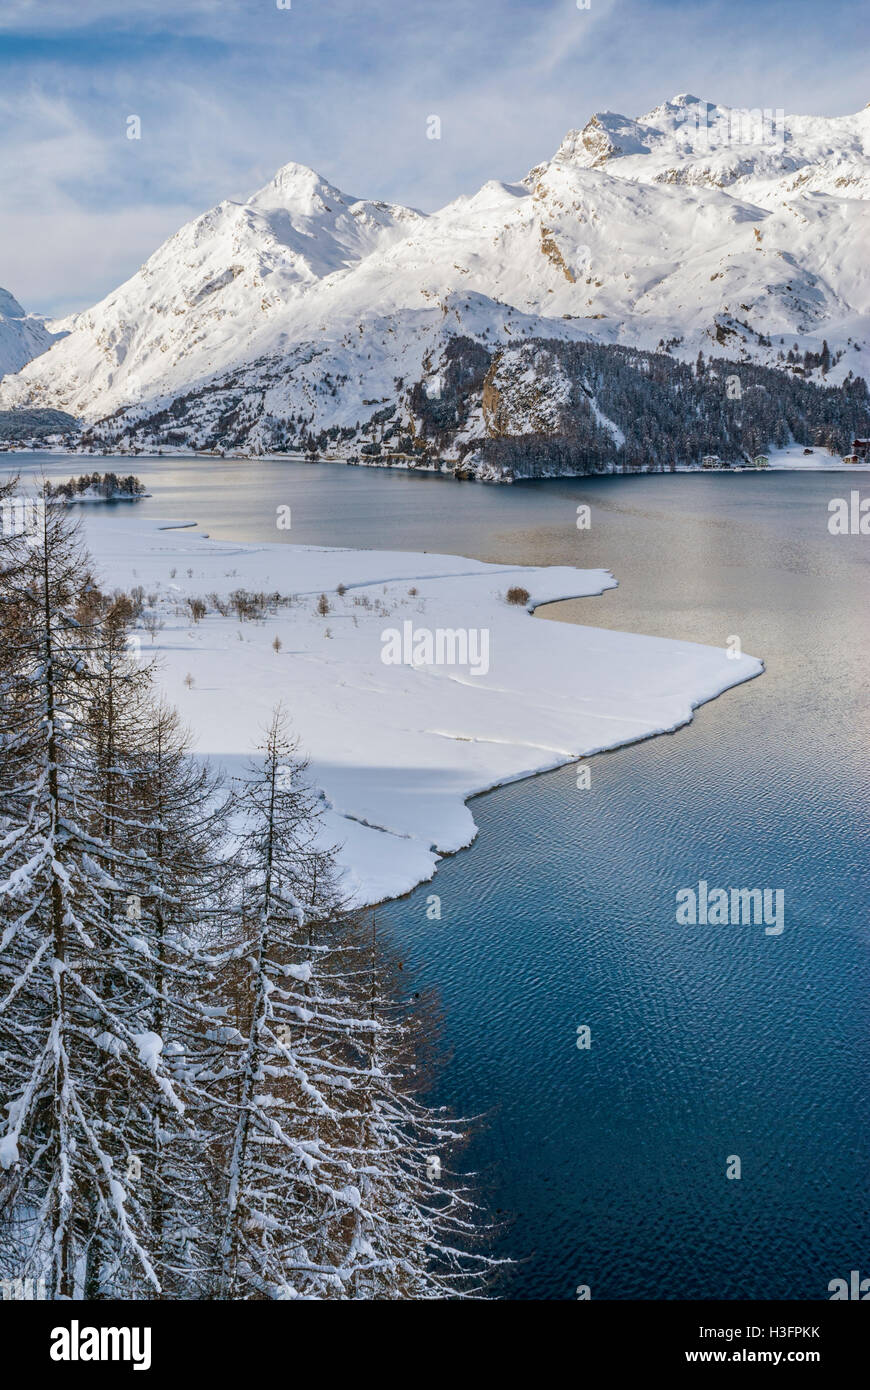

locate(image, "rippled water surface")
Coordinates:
7 456 868 1298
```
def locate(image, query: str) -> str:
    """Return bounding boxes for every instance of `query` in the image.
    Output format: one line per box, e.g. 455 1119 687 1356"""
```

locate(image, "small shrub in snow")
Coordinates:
506 586 530 606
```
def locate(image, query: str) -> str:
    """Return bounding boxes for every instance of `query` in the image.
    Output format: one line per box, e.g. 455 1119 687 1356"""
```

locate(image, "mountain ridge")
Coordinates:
2 94 868 471
0 288 62 379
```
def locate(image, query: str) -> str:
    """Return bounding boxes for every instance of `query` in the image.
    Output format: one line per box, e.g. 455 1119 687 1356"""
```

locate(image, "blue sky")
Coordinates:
1 0 867 315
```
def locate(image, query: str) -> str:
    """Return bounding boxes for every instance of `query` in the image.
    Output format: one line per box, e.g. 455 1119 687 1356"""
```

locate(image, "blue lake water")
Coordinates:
6 455 868 1299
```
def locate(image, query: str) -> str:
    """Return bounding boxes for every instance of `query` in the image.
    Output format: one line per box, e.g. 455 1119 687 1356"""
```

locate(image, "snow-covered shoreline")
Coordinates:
5 443 868 477
83 511 764 906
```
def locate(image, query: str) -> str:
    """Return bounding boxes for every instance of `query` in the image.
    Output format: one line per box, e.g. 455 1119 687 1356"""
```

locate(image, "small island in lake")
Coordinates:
43 471 148 502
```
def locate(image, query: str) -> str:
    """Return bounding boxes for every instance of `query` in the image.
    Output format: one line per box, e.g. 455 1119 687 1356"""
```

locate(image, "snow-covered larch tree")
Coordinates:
213 707 358 1299
126 699 236 1298
0 503 188 1298
212 707 496 1299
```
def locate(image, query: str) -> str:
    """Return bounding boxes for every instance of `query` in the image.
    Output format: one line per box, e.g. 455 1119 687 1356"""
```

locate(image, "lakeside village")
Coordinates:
3 427 870 474
1 404 868 475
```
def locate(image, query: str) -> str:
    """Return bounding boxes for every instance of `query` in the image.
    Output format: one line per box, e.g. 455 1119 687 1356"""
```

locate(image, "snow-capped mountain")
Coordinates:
0 288 61 379
2 95 869 465
535 94 870 203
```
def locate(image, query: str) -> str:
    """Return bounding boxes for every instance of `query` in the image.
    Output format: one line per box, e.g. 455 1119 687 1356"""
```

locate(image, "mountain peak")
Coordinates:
543 97 714 174
0 288 59 379
248 160 356 214
0 288 26 319
533 109 651 174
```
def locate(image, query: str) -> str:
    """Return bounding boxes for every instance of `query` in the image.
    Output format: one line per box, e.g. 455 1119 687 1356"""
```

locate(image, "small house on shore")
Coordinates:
844 438 870 464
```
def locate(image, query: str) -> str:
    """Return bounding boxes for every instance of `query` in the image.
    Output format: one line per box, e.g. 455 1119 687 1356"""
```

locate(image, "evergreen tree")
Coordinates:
213 708 357 1299
331 912 494 1299
122 701 234 1299
212 709 494 1299
0 505 186 1298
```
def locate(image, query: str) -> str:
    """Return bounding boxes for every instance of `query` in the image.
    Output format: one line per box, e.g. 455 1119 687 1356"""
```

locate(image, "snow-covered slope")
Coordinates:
0 288 60 379
2 96 869 454
0 167 423 420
